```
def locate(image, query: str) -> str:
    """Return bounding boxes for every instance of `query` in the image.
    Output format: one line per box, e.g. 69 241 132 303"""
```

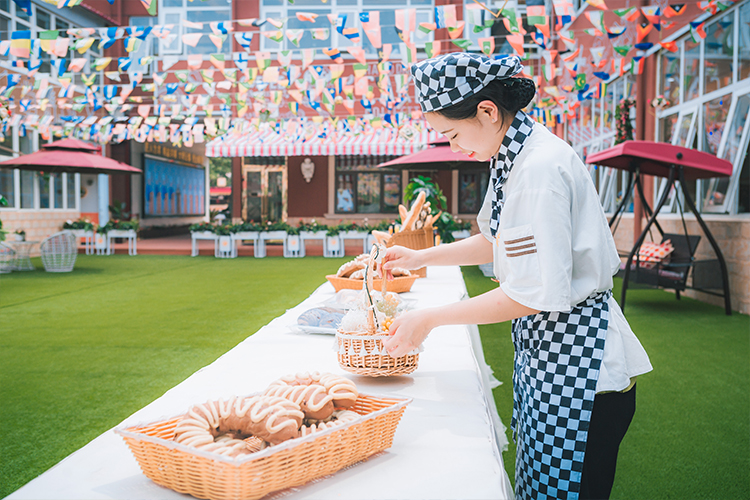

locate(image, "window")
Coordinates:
67 173 76 210
0 169 14 207
458 170 489 214
702 94 732 156
162 0 232 55
684 37 701 101
660 49 681 106
703 92 750 212
703 18 734 94
19 170 34 209
51 172 62 209
335 155 400 214
739 1 750 81
261 0 434 55
38 173 50 209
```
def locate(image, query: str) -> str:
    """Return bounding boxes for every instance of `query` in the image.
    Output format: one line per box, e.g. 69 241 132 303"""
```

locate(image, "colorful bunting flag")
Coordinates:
479 37 495 56
10 30 31 58
424 40 441 58
613 7 640 21
286 29 303 47
296 12 318 22
311 28 329 41
360 11 382 48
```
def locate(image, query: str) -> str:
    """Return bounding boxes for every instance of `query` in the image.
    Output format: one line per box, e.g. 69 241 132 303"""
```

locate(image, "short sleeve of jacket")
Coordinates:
476 184 494 243
498 183 574 312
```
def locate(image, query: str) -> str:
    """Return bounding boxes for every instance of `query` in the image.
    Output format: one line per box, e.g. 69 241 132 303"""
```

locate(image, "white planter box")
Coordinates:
261 230 288 240
108 229 136 238
340 230 367 239
69 229 93 238
231 231 259 240
95 233 108 250
451 230 471 240
287 235 301 250
300 230 327 239
8 233 25 241
327 236 341 249
216 235 234 258
191 231 216 239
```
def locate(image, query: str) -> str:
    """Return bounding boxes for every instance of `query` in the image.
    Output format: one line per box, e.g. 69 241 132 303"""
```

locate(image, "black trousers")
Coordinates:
579 384 637 500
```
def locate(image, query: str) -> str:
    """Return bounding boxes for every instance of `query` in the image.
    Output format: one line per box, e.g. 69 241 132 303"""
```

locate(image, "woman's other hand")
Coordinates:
382 245 425 279
382 309 434 358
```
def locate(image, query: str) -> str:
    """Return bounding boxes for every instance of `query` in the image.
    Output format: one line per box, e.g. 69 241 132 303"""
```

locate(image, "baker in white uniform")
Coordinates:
383 53 652 500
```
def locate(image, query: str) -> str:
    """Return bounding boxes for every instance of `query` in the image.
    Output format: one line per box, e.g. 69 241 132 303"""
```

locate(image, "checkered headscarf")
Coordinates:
410 53 523 113
489 111 536 237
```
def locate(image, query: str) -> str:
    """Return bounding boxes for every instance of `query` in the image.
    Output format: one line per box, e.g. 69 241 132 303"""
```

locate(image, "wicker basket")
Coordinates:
326 274 418 293
386 225 434 278
116 394 411 500
336 330 420 377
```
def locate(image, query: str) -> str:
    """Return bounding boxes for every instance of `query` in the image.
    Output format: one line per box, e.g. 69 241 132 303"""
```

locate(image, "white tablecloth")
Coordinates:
8 266 513 500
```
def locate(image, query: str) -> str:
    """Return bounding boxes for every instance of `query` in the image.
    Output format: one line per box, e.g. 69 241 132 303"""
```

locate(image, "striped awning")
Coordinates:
205 128 441 157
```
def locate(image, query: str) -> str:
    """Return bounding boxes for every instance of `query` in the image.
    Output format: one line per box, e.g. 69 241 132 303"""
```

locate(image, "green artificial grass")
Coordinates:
461 266 750 500
0 255 347 497
2 258 748 499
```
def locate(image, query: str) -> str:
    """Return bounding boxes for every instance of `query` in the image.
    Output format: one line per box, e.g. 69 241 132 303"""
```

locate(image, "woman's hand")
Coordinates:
381 245 425 279
382 309 435 358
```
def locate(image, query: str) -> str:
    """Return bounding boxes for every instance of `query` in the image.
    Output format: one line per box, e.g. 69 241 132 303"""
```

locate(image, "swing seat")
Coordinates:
618 233 701 294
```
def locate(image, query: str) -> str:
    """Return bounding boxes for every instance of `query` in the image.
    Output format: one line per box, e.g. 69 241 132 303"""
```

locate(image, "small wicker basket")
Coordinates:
326 274 418 293
386 225 434 278
116 394 411 500
336 330 420 377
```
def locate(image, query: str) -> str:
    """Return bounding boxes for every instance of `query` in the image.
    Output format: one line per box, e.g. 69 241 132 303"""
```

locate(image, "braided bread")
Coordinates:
267 372 359 408
299 410 361 437
263 384 334 420
174 395 304 449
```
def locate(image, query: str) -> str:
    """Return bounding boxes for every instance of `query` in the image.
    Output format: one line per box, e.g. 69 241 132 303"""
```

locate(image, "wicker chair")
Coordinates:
40 231 78 272
0 242 15 273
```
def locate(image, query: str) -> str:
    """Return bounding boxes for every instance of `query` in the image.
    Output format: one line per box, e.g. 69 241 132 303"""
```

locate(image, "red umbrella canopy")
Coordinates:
0 139 140 175
586 140 733 181
378 140 489 170
41 138 102 153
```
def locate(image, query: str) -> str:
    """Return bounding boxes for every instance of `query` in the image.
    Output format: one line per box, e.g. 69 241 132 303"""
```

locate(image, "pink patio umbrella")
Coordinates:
0 138 141 174
377 140 489 170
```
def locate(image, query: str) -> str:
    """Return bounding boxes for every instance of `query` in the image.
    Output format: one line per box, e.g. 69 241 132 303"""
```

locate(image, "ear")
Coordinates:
477 100 500 124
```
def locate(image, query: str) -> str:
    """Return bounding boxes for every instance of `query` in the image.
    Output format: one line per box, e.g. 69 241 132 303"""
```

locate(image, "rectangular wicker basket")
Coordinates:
116 394 411 500
326 274 418 293
386 225 434 278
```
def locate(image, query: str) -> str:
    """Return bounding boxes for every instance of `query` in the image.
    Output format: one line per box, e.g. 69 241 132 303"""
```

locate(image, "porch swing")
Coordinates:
587 141 733 315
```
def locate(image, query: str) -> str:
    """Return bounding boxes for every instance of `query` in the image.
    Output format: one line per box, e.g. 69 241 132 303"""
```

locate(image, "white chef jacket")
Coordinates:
477 123 652 393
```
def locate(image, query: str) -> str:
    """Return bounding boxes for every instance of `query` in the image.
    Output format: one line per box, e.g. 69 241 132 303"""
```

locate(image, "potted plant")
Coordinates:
189 222 216 238
9 229 25 242
450 219 472 241
261 220 290 241
299 219 328 240
230 221 261 240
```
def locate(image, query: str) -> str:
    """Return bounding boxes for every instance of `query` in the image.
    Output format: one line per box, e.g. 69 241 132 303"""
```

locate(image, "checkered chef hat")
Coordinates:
410 53 523 113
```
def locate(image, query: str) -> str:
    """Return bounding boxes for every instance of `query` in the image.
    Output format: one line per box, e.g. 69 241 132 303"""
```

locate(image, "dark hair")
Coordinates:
436 77 536 123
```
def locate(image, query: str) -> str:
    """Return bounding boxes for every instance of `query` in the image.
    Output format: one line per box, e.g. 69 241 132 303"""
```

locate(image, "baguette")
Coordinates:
402 191 426 230
371 230 392 245
398 204 408 222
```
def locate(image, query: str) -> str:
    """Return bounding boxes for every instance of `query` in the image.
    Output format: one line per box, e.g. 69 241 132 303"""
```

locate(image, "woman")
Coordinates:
383 53 652 500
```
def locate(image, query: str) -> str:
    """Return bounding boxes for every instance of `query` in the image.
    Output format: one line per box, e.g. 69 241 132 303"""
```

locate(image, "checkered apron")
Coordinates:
487 112 611 498
511 291 611 500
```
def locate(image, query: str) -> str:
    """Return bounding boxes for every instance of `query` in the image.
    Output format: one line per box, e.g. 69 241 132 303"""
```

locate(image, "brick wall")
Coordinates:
1 210 80 255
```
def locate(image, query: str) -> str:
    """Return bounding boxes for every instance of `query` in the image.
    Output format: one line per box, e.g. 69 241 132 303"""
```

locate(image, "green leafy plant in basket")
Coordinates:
189 222 215 233
403 176 461 243
63 218 95 232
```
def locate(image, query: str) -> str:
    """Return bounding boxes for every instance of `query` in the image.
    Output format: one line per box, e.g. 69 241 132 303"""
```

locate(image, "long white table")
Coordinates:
8 266 514 500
